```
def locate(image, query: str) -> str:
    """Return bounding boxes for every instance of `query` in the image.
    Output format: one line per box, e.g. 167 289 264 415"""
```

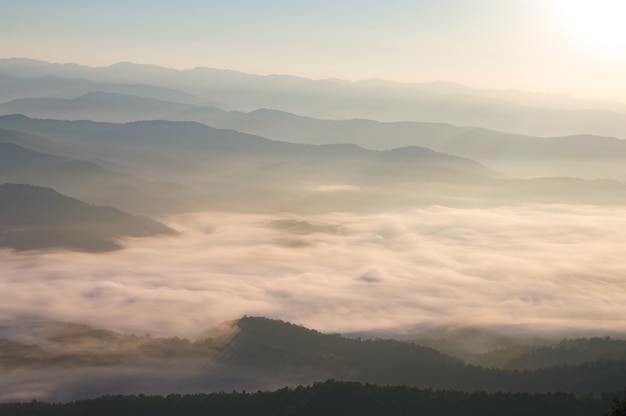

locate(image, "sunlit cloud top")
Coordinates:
2 205 626 339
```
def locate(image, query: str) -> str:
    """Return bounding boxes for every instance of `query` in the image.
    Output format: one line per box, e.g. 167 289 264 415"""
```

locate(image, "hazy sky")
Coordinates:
2 0 626 101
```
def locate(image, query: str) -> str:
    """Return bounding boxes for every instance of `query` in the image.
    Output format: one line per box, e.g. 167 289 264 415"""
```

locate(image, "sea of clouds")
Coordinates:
2 204 626 341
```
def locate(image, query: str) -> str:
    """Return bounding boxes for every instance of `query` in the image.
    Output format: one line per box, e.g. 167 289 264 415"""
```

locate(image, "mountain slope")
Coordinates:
0 142 197 215
0 127 67 155
2 316 626 398
0 92 195 122
214 317 626 394
0 114 502 183
0 184 176 252
208 108 626 180
0 142 113 176
484 337 626 370
1 115 625 211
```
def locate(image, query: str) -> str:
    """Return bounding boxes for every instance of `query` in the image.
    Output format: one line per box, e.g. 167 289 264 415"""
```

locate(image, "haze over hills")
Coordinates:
0 114 504 213
198 108 626 181
0 184 176 252
0 140 198 215
2 58 626 138
0 127 66 155
0 114 498 180
0 71 202 103
0 141 121 180
0 92 195 122
2 86 625 180
2 114 626 212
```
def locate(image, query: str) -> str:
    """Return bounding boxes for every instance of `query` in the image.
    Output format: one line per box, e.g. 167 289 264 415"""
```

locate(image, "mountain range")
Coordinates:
201 108 626 181
2 85 625 181
2 58 626 138
2 114 626 215
0 114 502 213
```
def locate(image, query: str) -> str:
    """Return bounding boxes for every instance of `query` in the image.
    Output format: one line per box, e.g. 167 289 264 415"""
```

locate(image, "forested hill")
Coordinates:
216 317 626 394
3 316 626 400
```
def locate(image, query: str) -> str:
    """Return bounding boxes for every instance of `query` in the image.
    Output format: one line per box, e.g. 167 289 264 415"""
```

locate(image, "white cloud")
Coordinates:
313 185 359 192
2 204 626 340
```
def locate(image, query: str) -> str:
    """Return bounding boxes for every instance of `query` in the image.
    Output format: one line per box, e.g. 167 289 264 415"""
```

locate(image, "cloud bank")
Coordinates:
2 204 626 340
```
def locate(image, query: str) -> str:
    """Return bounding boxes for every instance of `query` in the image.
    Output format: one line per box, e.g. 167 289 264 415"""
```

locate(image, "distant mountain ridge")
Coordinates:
202 108 626 180
0 92 195 122
2 89 625 180
2 114 626 211
0 115 512 213
2 58 626 138
0 114 503 182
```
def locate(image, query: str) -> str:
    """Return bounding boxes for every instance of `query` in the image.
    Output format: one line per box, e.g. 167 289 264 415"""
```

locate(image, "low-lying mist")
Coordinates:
2 204 626 341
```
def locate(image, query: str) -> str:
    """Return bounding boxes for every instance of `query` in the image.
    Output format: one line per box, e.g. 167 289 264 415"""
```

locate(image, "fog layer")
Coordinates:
2 205 625 339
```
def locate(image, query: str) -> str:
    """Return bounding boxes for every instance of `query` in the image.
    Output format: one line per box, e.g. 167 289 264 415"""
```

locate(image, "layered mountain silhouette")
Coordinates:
3 88 625 180
191 108 626 181
0 184 176 252
0 115 507 212
1 114 625 211
3 58 625 182
2 58 626 138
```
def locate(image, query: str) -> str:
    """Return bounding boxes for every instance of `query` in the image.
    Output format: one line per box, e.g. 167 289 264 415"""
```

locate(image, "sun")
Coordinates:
551 0 626 53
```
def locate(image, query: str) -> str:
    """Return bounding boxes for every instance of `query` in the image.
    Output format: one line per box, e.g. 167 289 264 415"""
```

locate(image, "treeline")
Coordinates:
503 338 626 370
0 381 621 416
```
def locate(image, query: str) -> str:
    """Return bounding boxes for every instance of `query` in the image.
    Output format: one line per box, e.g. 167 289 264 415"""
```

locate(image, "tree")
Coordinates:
610 399 626 416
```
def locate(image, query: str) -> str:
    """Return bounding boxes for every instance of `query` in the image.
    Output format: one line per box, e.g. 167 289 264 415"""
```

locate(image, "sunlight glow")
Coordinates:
553 0 626 53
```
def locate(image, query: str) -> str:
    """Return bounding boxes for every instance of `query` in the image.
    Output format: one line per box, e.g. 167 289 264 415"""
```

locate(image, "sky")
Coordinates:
2 0 626 102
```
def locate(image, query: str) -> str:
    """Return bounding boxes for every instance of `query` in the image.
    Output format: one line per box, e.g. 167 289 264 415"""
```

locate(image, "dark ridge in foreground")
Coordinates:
0 183 176 252
3 316 626 401
0 381 619 416
219 317 626 394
